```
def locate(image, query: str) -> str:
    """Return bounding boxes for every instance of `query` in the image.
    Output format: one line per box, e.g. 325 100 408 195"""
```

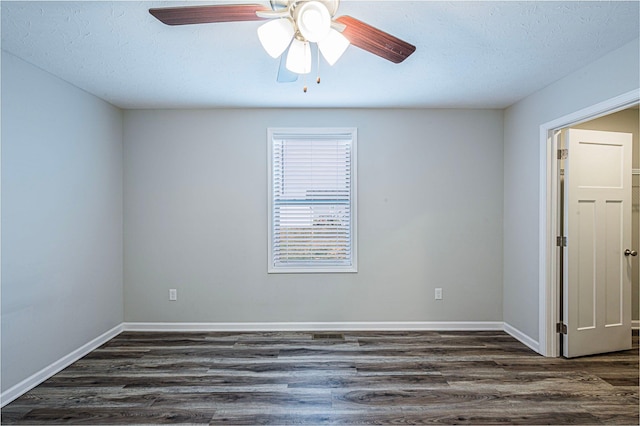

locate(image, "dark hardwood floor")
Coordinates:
2 330 638 424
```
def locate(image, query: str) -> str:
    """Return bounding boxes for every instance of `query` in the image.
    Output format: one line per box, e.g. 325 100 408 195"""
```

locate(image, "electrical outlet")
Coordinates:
434 288 443 300
169 289 177 301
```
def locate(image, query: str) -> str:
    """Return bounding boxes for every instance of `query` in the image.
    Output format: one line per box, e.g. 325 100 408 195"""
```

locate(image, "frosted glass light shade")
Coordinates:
318 28 350 66
286 39 311 74
296 1 331 43
257 18 295 58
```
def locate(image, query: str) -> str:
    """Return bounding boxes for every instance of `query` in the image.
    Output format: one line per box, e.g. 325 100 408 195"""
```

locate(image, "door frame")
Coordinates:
539 89 639 357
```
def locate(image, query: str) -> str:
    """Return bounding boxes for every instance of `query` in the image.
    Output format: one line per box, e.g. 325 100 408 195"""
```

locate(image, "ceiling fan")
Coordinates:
149 0 416 86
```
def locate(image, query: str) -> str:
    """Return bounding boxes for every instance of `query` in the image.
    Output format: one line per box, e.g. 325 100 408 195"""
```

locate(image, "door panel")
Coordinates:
563 128 633 358
576 199 596 330
605 201 623 326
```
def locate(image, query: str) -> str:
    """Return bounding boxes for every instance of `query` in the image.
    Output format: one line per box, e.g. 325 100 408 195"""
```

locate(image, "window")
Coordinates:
268 128 357 273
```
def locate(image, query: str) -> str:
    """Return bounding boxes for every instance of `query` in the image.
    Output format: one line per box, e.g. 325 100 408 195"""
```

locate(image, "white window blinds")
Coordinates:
268 128 357 273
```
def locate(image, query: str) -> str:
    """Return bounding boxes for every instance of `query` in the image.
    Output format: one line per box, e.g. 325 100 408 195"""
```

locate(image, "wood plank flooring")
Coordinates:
2 330 638 424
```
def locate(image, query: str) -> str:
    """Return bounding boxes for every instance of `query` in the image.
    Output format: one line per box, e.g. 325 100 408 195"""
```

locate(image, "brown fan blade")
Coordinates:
335 15 416 64
149 4 270 26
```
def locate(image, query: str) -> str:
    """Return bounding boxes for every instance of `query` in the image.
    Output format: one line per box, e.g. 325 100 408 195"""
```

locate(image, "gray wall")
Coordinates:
1 52 124 392
572 108 640 322
123 108 504 323
503 38 640 341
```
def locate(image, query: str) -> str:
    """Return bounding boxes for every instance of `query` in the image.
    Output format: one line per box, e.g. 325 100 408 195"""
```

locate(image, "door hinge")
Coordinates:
556 236 567 247
557 149 568 160
556 322 567 335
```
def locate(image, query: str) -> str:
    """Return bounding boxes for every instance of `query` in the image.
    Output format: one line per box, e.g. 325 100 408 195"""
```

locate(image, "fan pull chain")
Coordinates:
303 44 309 93
316 46 321 84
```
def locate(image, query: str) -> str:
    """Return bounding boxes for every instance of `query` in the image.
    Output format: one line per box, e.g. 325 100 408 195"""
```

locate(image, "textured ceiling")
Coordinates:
2 1 639 109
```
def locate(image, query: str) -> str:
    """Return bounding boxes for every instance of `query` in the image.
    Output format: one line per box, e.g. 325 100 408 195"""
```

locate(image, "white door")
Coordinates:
563 129 633 358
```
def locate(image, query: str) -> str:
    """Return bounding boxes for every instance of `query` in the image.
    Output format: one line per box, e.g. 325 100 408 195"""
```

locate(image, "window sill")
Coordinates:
268 266 358 274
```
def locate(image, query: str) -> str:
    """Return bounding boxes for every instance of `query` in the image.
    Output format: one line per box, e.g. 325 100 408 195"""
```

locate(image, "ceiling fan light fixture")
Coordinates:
318 28 350 65
296 1 331 43
286 38 312 74
257 18 295 58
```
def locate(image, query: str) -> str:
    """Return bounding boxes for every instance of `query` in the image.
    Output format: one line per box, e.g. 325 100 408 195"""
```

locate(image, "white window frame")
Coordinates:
268 127 358 274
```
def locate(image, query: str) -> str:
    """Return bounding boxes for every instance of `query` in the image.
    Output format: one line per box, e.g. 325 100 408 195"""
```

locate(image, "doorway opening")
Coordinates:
539 89 639 358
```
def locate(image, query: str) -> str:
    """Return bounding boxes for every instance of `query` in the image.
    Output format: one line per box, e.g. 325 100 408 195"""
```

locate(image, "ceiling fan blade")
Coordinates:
334 15 416 64
277 47 298 83
149 4 270 26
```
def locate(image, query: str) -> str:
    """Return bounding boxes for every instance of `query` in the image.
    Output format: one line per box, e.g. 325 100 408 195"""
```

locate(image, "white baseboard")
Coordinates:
0 324 123 408
123 321 505 332
503 322 540 353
